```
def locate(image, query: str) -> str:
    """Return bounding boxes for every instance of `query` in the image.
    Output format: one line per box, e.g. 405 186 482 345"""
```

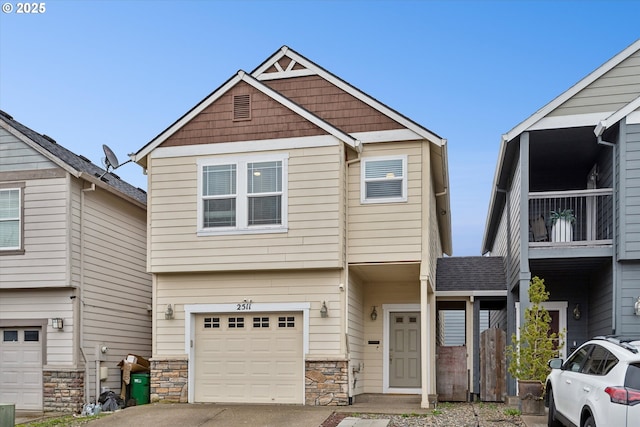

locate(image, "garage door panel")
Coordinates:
1 372 19 384
0 328 42 411
23 349 41 363
195 312 302 404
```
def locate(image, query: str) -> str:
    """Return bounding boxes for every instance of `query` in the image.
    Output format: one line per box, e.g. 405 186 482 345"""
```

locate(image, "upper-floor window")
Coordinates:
0 187 22 251
197 154 288 235
361 155 407 203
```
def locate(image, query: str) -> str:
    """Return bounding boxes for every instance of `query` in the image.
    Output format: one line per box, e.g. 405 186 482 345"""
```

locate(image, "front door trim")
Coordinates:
382 303 421 394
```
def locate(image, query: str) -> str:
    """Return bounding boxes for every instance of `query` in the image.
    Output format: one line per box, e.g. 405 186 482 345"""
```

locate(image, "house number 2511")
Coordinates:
236 300 252 311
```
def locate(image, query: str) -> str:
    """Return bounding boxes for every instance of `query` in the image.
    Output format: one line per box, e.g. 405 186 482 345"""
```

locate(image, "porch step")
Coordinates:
337 417 390 427
352 393 421 405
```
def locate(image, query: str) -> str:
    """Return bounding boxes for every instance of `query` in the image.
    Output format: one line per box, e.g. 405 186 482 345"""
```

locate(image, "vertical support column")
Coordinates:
519 132 531 326
420 278 433 408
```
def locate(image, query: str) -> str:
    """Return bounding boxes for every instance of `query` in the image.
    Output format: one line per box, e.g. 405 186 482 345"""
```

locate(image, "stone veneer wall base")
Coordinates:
150 358 188 403
43 370 85 413
305 360 348 406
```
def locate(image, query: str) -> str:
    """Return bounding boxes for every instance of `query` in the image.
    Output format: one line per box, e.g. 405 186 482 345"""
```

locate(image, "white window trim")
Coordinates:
197 153 288 236
0 187 22 251
360 155 408 204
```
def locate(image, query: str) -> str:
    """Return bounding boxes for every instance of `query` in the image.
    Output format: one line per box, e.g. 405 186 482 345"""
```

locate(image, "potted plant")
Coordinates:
507 276 564 415
550 209 575 242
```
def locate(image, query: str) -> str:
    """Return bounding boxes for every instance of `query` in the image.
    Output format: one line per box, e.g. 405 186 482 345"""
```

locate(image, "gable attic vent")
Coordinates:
233 94 251 121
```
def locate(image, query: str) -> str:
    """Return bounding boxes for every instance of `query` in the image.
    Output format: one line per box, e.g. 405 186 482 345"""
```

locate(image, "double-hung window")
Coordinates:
198 154 288 235
0 185 22 251
361 155 407 203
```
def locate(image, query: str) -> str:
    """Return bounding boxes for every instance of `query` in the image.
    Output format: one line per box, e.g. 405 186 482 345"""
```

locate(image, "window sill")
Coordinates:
197 227 288 237
0 249 25 255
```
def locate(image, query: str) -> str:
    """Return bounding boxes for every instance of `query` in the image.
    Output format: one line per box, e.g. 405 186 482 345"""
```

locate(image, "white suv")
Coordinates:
545 336 640 427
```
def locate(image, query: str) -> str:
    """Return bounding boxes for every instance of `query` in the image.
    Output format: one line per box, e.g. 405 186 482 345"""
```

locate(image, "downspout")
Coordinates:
80 183 95 404
597 135 617 334
344 141 362 404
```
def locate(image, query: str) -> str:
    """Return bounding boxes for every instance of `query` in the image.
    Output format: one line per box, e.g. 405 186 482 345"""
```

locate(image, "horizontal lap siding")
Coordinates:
0 177 69 288
148 145 342 272
621 123 640 259
348 142 422 263
618 262 640 335
348 275 364 396
0 128 58 171
0 289 74 366
154 270 343 356
550 51 640 116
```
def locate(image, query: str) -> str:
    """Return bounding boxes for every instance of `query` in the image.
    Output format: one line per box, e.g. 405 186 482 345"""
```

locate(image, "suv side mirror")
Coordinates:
549 358 564 369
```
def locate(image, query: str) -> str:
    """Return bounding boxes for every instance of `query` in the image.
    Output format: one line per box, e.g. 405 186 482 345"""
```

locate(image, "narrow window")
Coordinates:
247 161 282 225
0 188 21 250
202 164 237 228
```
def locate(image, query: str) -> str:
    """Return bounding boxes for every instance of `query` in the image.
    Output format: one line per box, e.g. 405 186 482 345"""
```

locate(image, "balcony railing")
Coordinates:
528 189 613 244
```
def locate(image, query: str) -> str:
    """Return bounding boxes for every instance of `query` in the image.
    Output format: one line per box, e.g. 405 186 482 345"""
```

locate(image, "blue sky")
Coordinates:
1 0 638 256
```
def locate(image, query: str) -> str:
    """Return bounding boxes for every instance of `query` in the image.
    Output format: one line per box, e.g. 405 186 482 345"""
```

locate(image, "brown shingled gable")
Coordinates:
264 75 404 134
160 81 327 147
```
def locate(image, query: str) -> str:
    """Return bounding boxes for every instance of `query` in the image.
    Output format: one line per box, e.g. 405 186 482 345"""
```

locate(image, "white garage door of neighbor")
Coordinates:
194 312 303 404
0 328 43 410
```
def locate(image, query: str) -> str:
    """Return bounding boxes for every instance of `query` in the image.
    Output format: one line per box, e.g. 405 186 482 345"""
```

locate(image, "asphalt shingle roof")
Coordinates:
0 110 146 205
436 256 506 292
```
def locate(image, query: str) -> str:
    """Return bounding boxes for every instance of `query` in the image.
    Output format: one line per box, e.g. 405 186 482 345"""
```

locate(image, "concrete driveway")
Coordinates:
80 403 334 427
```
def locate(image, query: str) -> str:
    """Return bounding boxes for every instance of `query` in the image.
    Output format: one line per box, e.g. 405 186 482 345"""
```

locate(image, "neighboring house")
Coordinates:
0 111 151 413
131 46 452 407
482 39 640 394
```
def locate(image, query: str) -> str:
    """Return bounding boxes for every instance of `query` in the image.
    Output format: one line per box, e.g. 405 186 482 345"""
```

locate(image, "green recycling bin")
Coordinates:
130 373 150 405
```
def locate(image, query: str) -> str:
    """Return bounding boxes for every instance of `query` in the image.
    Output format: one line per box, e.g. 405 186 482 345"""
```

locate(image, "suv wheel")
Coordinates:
547 389 562 427
583 415 596 427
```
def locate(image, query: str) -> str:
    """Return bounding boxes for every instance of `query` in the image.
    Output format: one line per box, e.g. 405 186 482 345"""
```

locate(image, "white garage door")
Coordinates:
194 312 303 404
0 328 43 410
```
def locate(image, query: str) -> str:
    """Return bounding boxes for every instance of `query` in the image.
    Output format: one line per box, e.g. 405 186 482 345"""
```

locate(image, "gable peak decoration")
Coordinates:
254 46 316 81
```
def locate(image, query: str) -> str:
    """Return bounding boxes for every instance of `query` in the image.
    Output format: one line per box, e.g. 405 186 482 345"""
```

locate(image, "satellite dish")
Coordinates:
103 144 120 170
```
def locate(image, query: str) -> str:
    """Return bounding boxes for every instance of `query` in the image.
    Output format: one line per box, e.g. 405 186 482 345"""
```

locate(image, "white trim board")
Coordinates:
150 134 340 159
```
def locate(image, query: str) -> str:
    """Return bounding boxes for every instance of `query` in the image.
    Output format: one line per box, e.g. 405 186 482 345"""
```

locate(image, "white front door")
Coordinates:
389 312 421 388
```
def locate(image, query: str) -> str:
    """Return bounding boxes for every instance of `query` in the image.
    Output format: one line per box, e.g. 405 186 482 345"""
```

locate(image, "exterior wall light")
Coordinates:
370 306 378 321
165 304 174 320
635 297 640 316
51 318 64 330
320 301 328 318
572 304 581 320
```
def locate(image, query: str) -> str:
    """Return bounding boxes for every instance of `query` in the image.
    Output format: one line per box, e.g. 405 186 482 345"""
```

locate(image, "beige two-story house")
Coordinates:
0 112 151 413
132 46 452 407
